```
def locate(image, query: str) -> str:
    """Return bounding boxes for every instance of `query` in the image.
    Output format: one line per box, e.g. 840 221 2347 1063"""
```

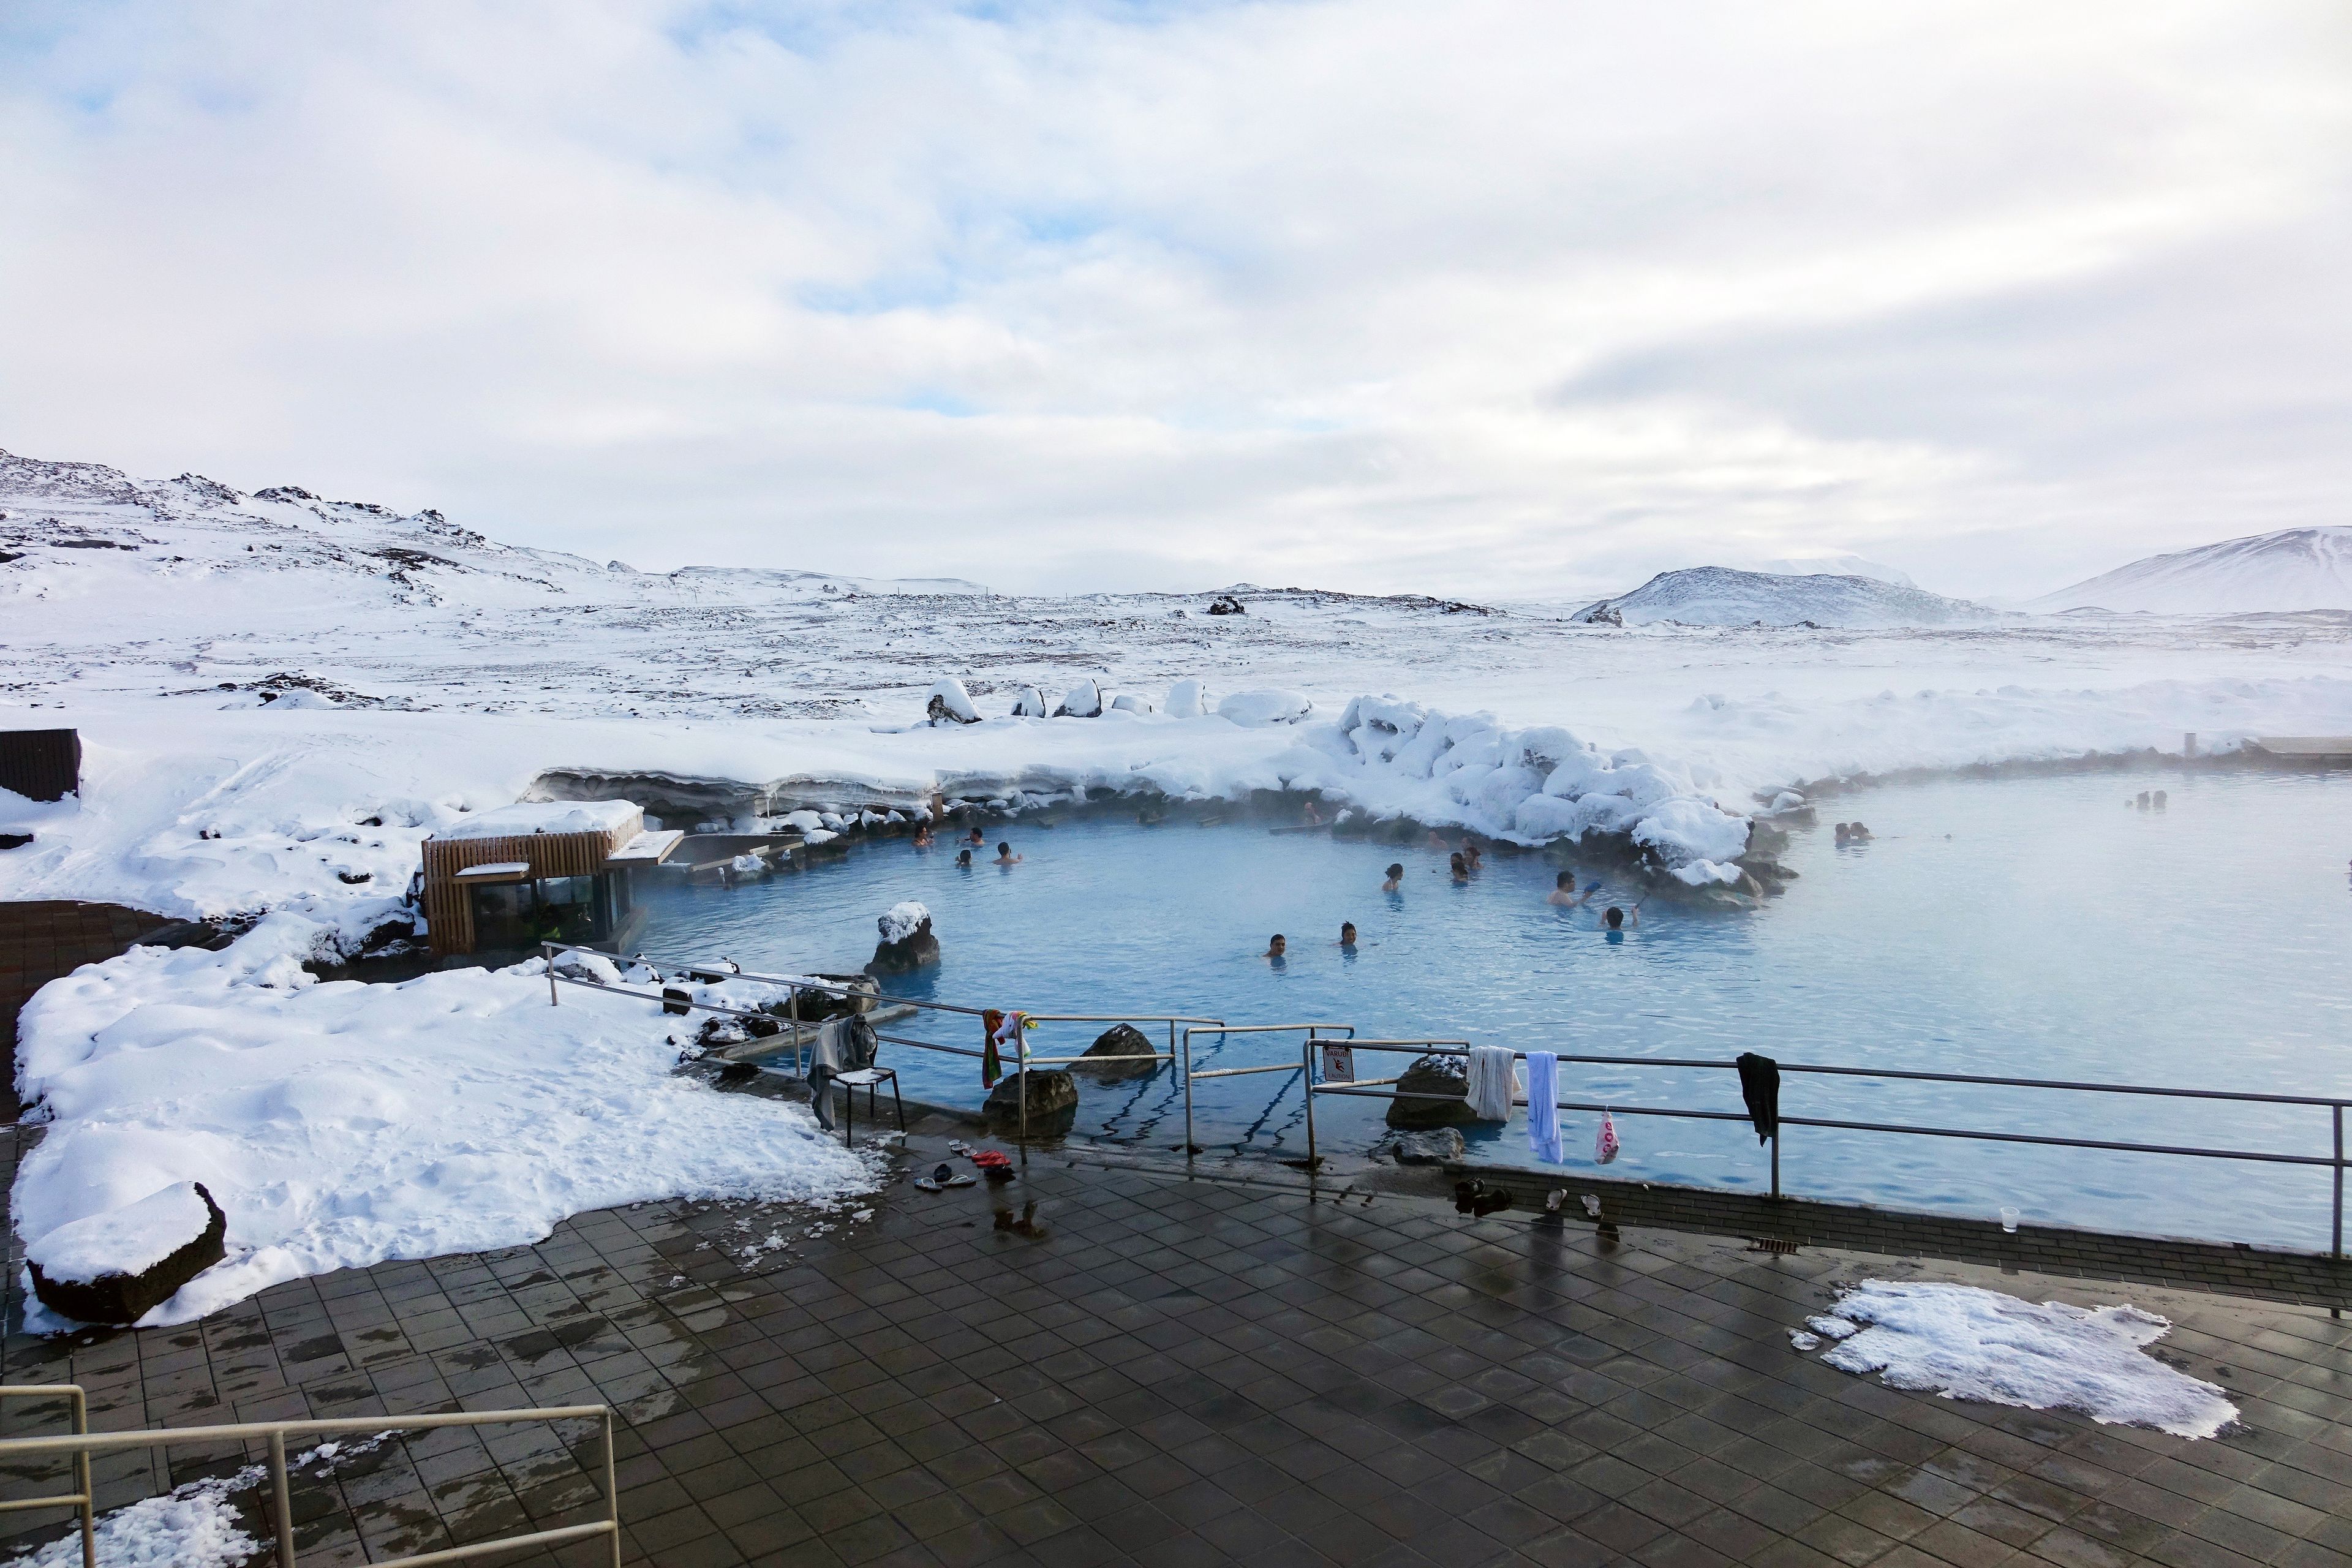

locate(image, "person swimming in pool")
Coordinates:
1602 905 1638 941
1264 934 1287 962
1547 870 1595 908
1302 800 1324 826
995 842 1022 865
1449 852 1470 883
1337 922 1357 951
956 848 973 867
1461 840 1483 872
965 827 986 848
1382 862 1405 893
912 823 933 848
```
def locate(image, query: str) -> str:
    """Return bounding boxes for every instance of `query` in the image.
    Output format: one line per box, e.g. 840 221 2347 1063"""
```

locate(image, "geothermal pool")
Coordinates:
637 769 2352 1248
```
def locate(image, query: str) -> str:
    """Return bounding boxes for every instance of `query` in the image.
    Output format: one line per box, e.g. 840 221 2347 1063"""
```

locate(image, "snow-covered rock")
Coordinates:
782 810 824 833
28 1180 227 1324
1219 689 1313 726
878 901 931 944
1010 685 1050 717
1166 679 1208 718
1055 679 1104 717
2025 527 2352 615
1575 567 2007 628
925 678 981 724
1109 693 1153 714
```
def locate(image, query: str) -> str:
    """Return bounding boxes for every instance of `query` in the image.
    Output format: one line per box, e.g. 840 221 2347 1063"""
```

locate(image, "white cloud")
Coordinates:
1 0 2345 600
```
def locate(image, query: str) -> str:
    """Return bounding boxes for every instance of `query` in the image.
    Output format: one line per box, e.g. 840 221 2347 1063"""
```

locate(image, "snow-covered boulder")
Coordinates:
1109 693 1153 714
926 678 981 725
28 1182 227 1325
781 809 824 834
869 900 939 974
1166 679 1207 718
1010 685 1050 717
1218 689 1313 726
1055 679 1104 718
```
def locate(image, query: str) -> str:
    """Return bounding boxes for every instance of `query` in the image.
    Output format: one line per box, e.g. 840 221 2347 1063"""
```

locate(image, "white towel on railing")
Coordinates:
1465 1046 1520 1121
1526 1052 1562 1162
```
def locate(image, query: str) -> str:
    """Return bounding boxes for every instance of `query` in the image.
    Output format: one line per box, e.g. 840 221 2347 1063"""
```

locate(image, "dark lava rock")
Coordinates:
1072 1023 1161 1081
1206 594 1246 615
1386 1054 1475 1128
0 832 31 851
984 1069 1079 1131
1385 1128 1466 1164
867 919 941 976
134 919 236 952
29 1182 228 1325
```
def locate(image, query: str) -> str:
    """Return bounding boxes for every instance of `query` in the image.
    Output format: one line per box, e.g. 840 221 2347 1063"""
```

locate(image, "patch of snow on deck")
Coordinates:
1805 1281 2236 1439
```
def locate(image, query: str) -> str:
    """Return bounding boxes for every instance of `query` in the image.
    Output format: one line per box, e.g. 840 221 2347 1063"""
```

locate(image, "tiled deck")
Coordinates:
4 1128 2350 1568
0 900 168 1118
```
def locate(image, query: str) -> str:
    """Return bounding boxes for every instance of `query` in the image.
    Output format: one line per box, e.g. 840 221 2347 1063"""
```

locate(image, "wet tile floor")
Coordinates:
2 1125 2351 1568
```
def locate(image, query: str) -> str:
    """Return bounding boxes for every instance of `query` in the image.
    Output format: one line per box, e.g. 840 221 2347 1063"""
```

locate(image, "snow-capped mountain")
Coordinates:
2025 527 2352 615
1754 554 1918 590
1572 566 2005 628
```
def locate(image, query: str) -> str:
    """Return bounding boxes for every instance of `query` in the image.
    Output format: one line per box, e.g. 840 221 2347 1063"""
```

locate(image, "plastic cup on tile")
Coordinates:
1999 1206 2020 1233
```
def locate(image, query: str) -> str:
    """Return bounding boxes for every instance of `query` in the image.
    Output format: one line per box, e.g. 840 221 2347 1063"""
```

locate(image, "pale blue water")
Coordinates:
638 770 2352 1248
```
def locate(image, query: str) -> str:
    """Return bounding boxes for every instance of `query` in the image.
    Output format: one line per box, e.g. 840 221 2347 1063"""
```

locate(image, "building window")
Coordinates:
466 874 614 952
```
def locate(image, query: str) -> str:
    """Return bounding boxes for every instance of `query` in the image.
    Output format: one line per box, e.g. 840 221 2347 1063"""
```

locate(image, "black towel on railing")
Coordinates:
1736 1052 1779 1144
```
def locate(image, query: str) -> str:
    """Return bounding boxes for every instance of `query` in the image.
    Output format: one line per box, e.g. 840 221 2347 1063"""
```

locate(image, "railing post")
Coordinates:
604 1410 622 1568
268 1430 297 1567
545 942 558 1006
1017 1025 1028 1161
1182 1030 1196 1158
1770 1131 1781 1200
1303 1039 1317 1170
2334 1104 2343 1261
72 1389 92 1568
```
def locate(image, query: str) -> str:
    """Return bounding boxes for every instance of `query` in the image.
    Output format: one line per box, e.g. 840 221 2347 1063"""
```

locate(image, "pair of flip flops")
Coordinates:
1453 1180 1512 1216
913 1162 979 1193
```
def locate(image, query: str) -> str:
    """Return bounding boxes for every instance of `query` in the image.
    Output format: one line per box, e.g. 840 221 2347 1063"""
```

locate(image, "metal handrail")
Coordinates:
0 1387 92 1568
1302 1046 2352 1257
0 1403 618 1568
538 944 2350 1254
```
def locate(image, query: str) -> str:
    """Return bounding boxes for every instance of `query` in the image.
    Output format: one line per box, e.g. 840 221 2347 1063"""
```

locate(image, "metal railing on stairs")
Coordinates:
0 1392 619 1568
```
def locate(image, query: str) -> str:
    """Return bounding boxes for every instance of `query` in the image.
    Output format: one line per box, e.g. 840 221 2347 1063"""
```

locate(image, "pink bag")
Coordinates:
1594 1110 1621 1164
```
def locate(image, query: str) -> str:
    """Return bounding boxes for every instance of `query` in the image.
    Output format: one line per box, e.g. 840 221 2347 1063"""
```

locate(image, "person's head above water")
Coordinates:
997 842 1010 854
956 848 971 865
1604 906 1625 929
1449 851 1467 875
1265 934 1287 957
1340 922 1357 945
1556 870 1575 890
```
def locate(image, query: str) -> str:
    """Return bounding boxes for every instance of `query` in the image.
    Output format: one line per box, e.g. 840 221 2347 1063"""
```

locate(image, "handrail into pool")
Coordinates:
1298 1041 2352 1258
536 944 2348 1256
540 944 1223 1149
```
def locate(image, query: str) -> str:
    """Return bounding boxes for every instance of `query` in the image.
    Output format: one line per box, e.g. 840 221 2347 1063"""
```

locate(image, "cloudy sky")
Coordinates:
2 1 2346 600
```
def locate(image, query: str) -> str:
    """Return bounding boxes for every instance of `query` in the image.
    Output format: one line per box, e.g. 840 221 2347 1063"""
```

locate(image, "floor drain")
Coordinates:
1748 1236 1801 1254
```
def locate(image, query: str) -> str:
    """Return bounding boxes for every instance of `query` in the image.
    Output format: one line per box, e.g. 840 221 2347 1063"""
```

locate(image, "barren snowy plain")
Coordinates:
6 448 2352 1325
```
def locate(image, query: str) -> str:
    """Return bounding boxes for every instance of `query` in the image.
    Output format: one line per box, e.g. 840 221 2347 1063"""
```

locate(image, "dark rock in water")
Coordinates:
867 919 940 976
1386 1128 1466 1164
1072 1023 1160 1080
29 1182 228 1325
984 1069 1079 1130
1387 1054 1475 1128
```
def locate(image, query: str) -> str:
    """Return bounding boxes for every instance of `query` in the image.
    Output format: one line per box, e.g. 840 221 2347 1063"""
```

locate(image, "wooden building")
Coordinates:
420 801 682 959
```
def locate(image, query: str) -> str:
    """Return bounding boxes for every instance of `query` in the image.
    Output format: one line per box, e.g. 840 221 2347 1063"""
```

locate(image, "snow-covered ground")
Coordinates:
7 446 2352 1321
15 928 872 1323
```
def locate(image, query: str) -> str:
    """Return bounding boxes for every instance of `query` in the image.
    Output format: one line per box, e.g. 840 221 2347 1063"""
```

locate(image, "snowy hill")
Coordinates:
1754 554 1918 590
1573 566 2005 628
2025 527 2352 615
0 448 987 628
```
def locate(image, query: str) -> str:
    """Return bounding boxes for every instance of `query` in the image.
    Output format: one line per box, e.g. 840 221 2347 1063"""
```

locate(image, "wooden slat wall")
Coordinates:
0 729 80 802
420 809 642 956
